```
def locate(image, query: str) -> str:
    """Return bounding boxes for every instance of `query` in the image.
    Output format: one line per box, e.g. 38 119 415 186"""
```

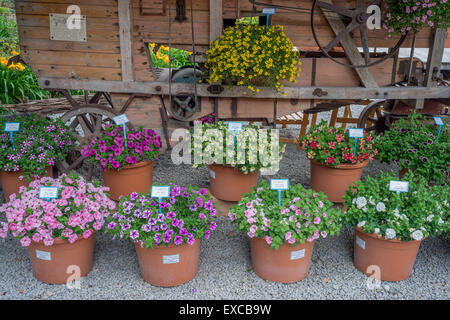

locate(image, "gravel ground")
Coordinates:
0 137 449 300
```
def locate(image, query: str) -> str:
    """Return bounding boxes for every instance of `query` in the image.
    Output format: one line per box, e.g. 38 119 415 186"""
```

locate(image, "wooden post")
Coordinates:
118 0 134 82
210 0 223 44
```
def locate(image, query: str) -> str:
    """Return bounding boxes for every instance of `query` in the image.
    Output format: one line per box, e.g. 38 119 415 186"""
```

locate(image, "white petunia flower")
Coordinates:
369 197 376 205
438 218 444 225
376 202 386 212
392 208 399 215
357 221 366 227
411 230 423 241
426 214 434 222
374 228 380 234
385 228 396 240
356 197 367 209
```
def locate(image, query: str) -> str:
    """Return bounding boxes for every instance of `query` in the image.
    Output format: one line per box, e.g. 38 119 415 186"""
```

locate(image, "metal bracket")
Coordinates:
207 84 225 94
312 88 328 97
175 0 187 22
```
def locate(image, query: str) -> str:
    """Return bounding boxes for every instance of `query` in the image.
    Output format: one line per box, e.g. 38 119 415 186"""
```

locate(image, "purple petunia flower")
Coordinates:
130 230 139 240
174 235 183 246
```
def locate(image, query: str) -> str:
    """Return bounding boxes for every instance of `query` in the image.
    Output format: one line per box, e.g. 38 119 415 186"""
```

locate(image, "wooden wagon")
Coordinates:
9 0 450 173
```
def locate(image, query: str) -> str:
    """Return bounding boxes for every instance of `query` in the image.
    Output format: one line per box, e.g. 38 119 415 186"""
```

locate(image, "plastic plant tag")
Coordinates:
433 117 444 126
209 169 216 179
163 254 180 264
4 122 20 132
36 249 51 261
290 249 305 260
262 7 276 14
151 186 170 198
113 114 129 126
227 122 243 131
39 187 59 201
348 128 364 138
389 180 409 194
270 179 289 190
356 236 365 250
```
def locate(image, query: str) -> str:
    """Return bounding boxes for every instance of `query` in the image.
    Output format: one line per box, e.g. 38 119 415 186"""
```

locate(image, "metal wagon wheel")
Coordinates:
357 99 395 135
311 0 408 68
57 104 134 180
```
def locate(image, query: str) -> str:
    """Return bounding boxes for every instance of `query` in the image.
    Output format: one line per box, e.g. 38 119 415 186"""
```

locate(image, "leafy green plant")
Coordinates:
375 111 449 186
228 180 342 250
149 43 194 69
0 12 18 56
190 121 286 174
299 120 378 167
343 171 449 241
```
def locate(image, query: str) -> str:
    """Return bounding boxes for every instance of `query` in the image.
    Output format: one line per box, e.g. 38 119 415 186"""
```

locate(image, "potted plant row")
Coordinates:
343 171 449 281
190 121 285 202
0 173 116 284
299 120 378 202
82 125 162 201
0 114 75 200
228 180 342 283
105 183 217 287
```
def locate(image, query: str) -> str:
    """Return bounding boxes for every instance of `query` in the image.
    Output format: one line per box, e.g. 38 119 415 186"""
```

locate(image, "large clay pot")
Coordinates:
353 227 422 282
134 240 200 287
102 160 153 201
208 164 258 202
310 159 368 203
27 234 95 284
250 237 315 283
1 166 53 201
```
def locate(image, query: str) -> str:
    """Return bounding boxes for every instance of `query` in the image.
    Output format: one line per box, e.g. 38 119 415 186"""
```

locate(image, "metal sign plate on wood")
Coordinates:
49 13 87 42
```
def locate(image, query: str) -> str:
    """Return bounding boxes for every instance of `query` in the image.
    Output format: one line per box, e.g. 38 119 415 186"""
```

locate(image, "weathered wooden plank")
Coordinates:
35 66 122 80
210 0 223 43
38 77 450 100
320 0 378 88
16 14 119 29
119 0 134 81
20 38 121 54
18 26 120 42
17 0 117 5
15 2 119 18
425 28 447 87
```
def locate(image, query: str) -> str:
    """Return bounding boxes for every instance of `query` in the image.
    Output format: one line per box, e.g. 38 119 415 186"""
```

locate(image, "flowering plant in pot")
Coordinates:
82 125 161 201
382 0 450 35
206 24 301 93
190 121 286 201
298 120 377 202
343 171 449 281
0 173 116 284
228 180 342 283
105 183 217 287
375 111 449 186
0 114 75 199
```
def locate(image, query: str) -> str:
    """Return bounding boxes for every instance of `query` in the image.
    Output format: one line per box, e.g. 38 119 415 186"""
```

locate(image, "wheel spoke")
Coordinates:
324 20 359 53
316 1 354 17
67 155 85 171
365 125 376 131
368 117 377 123
359 25 370 65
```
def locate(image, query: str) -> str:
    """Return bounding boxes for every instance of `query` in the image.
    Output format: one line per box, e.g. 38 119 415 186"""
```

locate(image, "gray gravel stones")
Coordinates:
0 144 449 300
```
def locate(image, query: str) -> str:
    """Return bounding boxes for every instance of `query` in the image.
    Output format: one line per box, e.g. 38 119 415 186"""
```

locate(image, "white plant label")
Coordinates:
433 117 444 126
356 236 366 250
227 122 243 132
163 254 180 264
389 180 409 193
349 128 364 138
113 114 129 126
39 187 59 199
290 249 305 260
209 169 216 179
262 7 276 14
4 122 20 132
151 186 170 198
36 249 51 261
270 179 289 190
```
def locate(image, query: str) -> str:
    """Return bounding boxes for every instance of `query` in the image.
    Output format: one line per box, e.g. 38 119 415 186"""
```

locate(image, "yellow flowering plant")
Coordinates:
206 24 301 93
149 43 194 69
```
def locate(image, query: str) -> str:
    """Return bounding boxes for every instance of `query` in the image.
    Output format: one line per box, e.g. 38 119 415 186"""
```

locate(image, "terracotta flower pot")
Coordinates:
27 234 95 284
134 240 200 287
1 166 53 201
102 160 153 201
250 237 315 283
310 159 368 203
208 164 258 202
353 227 422 282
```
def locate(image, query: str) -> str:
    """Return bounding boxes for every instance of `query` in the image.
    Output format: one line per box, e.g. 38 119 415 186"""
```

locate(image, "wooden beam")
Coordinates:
38 77 450 100
320 0 378 88
118 0 134 81
210 0 223 43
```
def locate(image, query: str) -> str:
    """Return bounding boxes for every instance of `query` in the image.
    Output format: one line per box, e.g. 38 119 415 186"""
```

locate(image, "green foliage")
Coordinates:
343 171 449 241
375 111 449 186
299 120 378 167
148 43 195 69
229 180 343 250
0 12 18 56
190 121 286 174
